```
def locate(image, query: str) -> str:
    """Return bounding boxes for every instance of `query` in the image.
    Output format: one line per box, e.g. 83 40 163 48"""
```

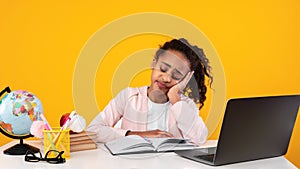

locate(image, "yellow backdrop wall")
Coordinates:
0 1 299 166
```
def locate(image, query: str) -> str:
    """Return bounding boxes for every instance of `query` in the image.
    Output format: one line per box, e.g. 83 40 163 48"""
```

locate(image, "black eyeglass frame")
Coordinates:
24 150 66 164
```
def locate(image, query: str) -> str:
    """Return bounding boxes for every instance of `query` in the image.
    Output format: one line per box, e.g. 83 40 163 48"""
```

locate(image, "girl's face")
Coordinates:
149 49 191 95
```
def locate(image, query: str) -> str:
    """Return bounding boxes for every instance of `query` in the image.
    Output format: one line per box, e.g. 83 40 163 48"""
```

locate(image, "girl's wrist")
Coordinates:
168 93 181 105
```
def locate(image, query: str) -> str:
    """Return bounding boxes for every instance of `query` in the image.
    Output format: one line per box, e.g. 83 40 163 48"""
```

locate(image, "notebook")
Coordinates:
175 95 300 166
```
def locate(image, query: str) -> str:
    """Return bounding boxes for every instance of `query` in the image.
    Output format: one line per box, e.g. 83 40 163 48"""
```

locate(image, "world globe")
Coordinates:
0 87 43 155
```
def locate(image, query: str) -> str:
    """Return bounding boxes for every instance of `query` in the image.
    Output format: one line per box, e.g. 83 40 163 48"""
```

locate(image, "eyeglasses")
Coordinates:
25 150 66 164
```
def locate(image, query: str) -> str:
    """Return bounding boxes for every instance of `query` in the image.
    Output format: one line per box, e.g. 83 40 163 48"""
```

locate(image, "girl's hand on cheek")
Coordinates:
167 71 194 105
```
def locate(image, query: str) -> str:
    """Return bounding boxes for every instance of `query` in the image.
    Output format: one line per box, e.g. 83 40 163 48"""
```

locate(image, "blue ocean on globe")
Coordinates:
0 90 43 136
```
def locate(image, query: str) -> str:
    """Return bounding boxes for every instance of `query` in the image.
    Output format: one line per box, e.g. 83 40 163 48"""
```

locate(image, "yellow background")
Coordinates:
0 0 299 167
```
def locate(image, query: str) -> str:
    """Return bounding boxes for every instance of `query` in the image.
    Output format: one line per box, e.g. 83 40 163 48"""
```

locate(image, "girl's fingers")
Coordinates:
179 71 194 90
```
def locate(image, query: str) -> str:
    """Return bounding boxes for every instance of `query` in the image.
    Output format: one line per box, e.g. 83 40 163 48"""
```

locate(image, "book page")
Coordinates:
105 135 154 154
147 138 196 151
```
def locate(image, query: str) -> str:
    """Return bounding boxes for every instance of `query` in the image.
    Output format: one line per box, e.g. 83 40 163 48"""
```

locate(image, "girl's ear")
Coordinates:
150 59 157 69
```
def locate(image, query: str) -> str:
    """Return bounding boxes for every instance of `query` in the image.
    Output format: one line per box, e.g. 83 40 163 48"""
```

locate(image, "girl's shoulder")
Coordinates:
119 86 148 98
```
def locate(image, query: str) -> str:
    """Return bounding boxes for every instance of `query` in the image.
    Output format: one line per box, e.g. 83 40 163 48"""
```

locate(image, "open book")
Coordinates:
105 135 196 155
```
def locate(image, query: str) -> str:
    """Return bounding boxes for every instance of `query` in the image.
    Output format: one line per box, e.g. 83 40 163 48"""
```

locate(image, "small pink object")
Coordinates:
30 120 44 138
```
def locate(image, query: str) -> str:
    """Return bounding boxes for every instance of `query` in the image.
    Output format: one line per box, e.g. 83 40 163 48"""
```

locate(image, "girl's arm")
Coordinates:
86 88 129 143
170 98 208 145
167 71 207 144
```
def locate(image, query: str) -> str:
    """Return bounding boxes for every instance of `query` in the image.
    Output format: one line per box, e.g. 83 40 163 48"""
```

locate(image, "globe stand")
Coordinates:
3 138 40 155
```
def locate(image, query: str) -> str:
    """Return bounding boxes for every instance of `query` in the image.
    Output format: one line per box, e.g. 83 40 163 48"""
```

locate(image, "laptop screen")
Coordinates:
214 95 300 165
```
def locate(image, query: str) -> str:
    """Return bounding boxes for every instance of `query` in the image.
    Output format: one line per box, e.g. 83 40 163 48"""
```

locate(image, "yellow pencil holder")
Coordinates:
43 128 70 159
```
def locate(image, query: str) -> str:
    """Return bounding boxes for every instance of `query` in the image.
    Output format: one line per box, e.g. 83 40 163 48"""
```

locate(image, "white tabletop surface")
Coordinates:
0 140 297 169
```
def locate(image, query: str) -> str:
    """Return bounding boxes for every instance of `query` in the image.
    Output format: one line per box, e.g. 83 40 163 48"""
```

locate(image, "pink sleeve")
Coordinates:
86 88 129 143
170 100 208 145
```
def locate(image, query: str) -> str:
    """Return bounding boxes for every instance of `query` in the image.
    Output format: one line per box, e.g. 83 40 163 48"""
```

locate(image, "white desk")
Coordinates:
0 140 297 169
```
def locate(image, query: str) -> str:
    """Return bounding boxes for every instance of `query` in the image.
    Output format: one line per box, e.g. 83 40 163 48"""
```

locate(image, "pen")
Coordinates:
144 137 153 145
40 114 56 150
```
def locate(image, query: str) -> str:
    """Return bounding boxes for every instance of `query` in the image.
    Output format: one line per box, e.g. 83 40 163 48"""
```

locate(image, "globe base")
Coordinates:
3 139 40 155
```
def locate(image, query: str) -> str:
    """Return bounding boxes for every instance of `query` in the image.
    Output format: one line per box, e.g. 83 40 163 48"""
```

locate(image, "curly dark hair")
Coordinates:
154 38 213 109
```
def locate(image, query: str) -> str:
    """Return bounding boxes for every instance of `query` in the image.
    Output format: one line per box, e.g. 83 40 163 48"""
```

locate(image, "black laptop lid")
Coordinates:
214 95 300 166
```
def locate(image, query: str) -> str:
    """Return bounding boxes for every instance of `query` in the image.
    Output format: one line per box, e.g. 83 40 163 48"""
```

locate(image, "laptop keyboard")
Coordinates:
194 154 215 162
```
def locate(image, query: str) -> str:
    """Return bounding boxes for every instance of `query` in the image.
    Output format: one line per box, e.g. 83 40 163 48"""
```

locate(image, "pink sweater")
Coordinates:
87 86 208 144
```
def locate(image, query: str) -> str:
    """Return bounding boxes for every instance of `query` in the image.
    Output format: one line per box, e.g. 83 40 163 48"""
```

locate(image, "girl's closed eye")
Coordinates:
172 73 183 81
159 64 184 81
160 66 168 72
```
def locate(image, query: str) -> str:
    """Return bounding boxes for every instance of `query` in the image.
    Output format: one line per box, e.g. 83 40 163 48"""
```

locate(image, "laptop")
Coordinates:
175 95 300 166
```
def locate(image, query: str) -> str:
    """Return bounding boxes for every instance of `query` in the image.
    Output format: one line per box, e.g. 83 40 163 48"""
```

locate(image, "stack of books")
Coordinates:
70 131 97 152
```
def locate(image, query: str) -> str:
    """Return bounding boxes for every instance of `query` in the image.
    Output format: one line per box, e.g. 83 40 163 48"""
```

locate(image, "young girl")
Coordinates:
87 38 213 144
